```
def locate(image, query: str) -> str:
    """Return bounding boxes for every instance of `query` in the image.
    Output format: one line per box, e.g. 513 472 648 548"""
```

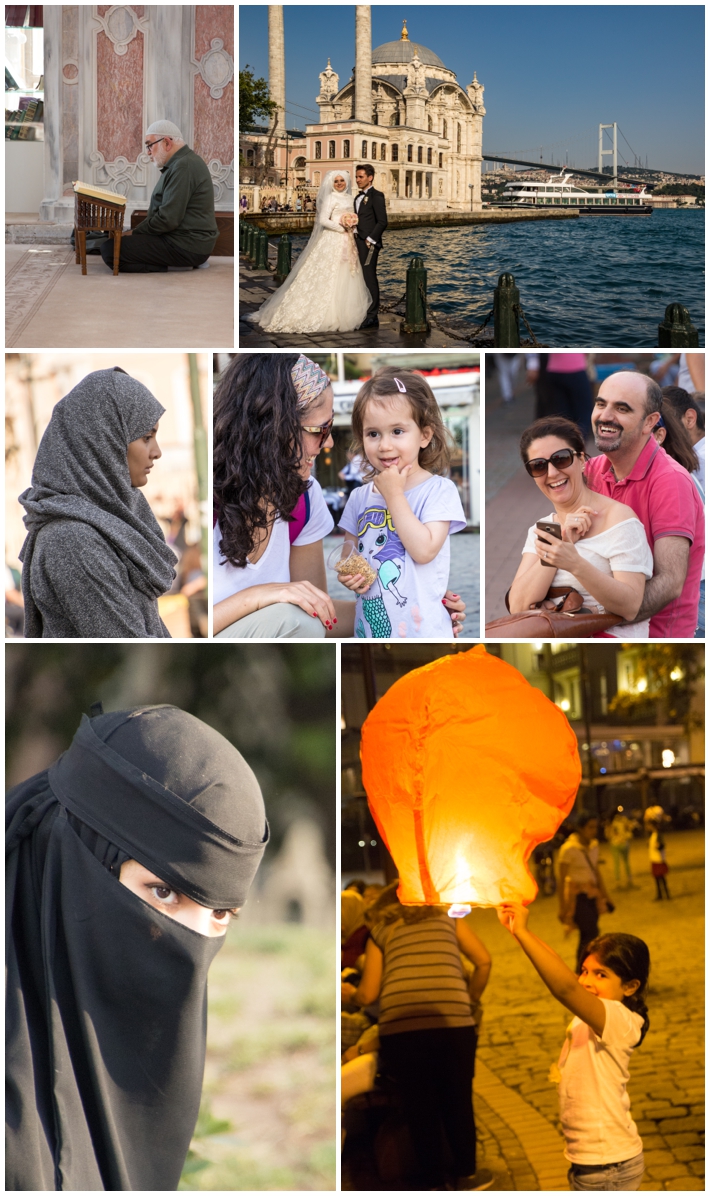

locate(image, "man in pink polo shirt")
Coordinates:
585 372 703 637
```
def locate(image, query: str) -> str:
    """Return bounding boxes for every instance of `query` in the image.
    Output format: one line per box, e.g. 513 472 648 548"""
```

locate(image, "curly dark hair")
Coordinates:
351 367 453 481
584 933 651 1046
213 354 308 568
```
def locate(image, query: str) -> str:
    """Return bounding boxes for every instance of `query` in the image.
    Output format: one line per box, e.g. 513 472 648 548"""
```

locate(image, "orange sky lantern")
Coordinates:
361 646 581 909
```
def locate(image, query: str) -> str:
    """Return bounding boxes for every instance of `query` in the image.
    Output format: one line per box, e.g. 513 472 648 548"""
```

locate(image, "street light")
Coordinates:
469 182 474 212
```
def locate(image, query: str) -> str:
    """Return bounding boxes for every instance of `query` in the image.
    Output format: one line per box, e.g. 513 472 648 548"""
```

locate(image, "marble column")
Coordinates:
354 6 371 124
268 5 285 138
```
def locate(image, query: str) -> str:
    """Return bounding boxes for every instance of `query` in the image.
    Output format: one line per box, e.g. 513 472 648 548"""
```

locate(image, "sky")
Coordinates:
239 4 705 175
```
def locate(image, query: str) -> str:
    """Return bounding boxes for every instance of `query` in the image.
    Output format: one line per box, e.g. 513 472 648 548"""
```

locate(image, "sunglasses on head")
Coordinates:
300 416 334 447
524 447 579 478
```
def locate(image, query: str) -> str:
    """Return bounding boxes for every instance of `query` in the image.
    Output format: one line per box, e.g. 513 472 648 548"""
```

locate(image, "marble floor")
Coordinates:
6 245 234 348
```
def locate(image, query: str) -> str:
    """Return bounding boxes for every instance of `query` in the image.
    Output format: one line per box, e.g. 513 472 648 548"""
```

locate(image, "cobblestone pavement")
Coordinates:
238 258 470 349
466 830 704 1190
484 360 550 622
323 530 480 635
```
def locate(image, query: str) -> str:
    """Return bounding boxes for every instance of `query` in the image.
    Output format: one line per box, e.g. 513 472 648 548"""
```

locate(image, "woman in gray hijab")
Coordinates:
18 367 178 638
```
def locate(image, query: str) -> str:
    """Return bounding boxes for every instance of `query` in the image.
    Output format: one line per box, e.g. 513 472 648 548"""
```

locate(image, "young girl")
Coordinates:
498 903 649 1192
337 367 466 638
648 819 671 900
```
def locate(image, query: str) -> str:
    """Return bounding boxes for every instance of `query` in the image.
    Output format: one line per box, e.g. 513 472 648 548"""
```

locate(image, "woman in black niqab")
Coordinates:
6 705 269 1191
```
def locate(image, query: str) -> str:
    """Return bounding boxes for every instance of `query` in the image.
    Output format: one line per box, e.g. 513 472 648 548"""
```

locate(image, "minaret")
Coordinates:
354 6 371 124
268 5 286 138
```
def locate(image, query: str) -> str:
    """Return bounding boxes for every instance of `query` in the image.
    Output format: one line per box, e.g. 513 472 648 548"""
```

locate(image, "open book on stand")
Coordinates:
72 181 127 205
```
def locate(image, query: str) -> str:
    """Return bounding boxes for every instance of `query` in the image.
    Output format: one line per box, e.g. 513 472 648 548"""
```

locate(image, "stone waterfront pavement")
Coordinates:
238 256 471 349
322 529 481 635
467 830 704 1190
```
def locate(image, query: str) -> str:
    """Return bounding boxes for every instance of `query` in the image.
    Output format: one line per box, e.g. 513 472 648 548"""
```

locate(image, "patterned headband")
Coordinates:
291 355 331 409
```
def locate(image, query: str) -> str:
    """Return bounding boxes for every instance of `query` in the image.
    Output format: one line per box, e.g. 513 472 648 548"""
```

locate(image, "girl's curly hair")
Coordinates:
213 354 309 568
351 367 453 481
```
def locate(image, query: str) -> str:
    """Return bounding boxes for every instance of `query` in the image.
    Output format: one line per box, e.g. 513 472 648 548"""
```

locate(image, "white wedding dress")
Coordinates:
248 170 371 334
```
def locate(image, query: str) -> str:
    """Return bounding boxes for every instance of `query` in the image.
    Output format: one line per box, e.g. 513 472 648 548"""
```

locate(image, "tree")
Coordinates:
239 66 276 134
607 644 704 733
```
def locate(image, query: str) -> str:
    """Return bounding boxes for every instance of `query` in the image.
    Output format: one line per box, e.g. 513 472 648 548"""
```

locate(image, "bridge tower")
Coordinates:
598 122 618 186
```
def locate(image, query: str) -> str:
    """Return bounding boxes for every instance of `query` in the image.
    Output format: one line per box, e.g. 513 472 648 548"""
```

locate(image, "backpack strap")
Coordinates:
288 486 311 544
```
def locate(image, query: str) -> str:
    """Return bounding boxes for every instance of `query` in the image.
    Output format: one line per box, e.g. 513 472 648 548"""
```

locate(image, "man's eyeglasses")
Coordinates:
524 448 580 478
145 137 167 152
300 417 334 447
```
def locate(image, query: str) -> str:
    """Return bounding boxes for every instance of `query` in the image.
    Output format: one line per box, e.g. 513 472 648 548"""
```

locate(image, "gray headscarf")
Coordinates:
19 368 177 638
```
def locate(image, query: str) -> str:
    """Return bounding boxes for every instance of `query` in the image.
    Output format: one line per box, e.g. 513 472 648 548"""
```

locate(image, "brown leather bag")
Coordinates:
485 586 624 639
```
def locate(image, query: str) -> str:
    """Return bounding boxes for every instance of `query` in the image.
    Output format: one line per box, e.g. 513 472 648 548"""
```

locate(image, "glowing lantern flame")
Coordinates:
361 646 581 908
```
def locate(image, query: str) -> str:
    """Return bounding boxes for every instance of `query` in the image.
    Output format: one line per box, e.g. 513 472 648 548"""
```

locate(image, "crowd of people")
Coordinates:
240 193 316 215
506 355 704 638
341 808 680 1192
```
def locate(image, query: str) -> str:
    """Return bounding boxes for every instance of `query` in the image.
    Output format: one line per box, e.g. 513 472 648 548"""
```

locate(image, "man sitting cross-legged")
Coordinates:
100 121 219 274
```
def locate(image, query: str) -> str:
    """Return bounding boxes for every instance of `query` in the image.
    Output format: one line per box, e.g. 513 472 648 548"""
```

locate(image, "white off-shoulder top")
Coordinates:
523 516 654 638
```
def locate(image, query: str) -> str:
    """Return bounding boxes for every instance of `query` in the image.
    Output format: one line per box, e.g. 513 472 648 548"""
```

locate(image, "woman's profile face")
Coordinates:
333 175 347 192
119 859 237 937
525 434 583 504
127 424 161 487
299 384 335 479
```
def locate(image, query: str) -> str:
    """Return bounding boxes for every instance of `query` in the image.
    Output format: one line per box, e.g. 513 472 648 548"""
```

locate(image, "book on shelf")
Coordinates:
17 98 41 140
72 181 127 205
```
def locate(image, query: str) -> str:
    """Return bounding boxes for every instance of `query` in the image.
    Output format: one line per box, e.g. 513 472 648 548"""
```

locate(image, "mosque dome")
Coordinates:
371 21 446 69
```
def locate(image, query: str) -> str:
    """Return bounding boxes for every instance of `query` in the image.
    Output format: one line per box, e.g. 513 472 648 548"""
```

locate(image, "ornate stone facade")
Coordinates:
240 11 485 214
41 4 234 223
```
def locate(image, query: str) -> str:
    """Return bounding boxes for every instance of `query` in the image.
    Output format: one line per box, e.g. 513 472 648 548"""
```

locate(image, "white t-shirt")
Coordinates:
557 834 600 889
557 998 644 1164
523 516 653 638
339 475 466 639
213 479 334 604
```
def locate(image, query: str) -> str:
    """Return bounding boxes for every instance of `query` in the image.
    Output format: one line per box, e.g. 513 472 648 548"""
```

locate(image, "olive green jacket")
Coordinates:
133 145 219 254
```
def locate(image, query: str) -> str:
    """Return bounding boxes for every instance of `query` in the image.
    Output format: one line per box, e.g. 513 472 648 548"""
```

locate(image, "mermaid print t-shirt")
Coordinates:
338 476 466 639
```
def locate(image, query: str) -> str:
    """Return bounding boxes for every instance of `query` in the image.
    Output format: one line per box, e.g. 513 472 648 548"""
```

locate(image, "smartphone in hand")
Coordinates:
536 520 562 566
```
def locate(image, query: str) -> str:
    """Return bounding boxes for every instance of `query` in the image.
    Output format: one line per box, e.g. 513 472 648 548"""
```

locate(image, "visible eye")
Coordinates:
375 532 386 546
358 541 365 552
392 427 404 436
150 884 179 905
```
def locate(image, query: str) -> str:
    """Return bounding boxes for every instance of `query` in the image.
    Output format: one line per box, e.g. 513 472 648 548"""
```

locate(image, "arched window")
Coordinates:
417 145 423 164
328 140 336 159
343 140 350 159
427 147 432 165
373 111 378 125
443 119 448 139
407 144 413 162
390 109 400 127
428 115 432 131
315 141 322 160
391 144 399 162
371 142 377 159
439 152 443 168
457 123 462 153
246 149 254 164
314 171 321 186
361 140 367 157
293 156 306 169
266 150 274 167
380 143 386 161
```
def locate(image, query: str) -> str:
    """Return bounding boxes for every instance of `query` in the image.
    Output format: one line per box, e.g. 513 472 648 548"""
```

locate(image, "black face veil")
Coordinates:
6 705 269 1192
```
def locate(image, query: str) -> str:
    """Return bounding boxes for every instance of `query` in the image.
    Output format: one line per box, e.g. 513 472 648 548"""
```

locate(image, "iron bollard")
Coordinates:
400 256 430 335
275 234 292 284
245 223 256 261
658 303 699 348
239 220 248 253
253 229 269 270
493 272 521 347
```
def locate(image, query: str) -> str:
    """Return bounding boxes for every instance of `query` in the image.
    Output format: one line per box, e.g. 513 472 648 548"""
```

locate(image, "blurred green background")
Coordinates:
5 643 337 1191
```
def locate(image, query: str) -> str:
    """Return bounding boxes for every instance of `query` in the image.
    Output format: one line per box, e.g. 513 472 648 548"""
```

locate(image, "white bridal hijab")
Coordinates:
249 171 356 324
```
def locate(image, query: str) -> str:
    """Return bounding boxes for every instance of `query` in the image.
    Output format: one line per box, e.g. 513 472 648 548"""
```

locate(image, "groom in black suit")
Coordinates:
354 164 388 329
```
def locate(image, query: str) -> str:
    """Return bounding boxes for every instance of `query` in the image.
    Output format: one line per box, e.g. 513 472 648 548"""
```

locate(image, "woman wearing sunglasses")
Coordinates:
508 417 654 637
213 355 466 638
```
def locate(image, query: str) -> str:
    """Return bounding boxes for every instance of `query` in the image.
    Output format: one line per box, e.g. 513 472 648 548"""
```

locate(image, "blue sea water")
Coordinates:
291 209 704 347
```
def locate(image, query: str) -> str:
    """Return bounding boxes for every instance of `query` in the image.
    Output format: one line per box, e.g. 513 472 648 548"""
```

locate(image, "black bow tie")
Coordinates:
357 190 367 197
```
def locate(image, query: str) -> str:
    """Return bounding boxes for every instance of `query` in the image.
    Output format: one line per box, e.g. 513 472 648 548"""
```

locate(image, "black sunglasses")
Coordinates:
525 448 579 478
300 416 334 447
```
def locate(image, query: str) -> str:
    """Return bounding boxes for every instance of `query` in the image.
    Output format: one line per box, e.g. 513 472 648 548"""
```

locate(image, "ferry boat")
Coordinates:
493 172 653 215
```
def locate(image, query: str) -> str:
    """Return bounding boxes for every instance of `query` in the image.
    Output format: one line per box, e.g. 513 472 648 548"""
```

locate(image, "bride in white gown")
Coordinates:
248 170 371 334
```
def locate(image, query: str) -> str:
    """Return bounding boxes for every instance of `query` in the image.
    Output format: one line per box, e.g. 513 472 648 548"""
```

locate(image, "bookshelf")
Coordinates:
5 21 44 212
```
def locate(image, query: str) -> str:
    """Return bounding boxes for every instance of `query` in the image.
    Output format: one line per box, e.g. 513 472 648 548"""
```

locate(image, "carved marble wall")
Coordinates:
41 5 234 222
